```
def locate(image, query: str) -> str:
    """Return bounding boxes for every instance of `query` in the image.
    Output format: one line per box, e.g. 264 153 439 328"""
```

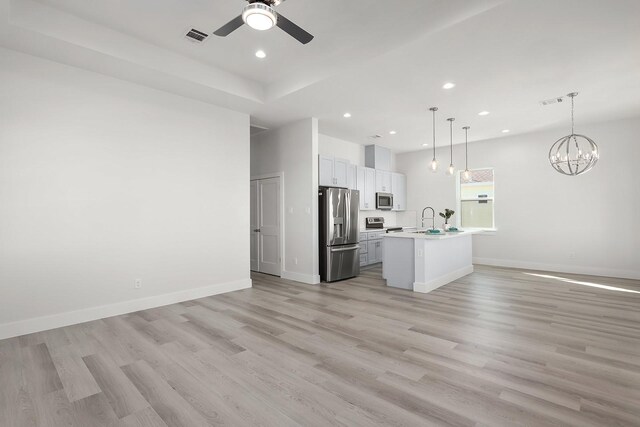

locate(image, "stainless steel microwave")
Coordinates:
376 192 393 210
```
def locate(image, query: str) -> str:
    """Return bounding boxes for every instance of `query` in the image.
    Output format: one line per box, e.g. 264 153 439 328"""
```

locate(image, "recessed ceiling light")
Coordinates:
422 143 429 146
442 82 456 89
478 111 490 116
502 129 510 133
389 130 397 135
343 112 351 118
255 50 266 59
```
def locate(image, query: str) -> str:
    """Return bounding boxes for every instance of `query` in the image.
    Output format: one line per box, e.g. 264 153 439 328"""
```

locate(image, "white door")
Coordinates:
250 181 259 271
319 155 334 186
250 177 281 276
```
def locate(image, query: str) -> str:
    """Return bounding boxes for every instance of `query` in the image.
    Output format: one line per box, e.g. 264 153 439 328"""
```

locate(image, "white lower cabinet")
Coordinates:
359 253 368 266
360 231 383 265
367 239 383 264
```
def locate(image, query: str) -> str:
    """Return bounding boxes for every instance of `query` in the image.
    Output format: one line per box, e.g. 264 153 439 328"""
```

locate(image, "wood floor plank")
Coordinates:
82 352 149 419
22 343 63 396
49 344 101 402
121 360 214 427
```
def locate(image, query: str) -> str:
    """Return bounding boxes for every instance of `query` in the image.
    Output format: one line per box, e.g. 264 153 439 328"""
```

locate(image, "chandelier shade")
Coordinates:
549 134 599 175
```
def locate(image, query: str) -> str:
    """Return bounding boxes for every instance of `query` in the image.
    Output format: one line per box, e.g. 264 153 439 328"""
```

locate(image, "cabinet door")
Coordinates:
374 240 384 263
391 173 406 211
359 253 368 266
375 170 391 193
347 164 357 190
356 167 366 210
367 240 377 263
364 167 376 210
333 157 349 187
319 155 334 187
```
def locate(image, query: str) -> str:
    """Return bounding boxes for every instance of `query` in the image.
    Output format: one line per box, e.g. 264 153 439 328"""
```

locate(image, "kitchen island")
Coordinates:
382 230 481 293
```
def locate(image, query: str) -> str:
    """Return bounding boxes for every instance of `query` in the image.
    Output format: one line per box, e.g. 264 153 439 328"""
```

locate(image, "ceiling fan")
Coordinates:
213 0 314 45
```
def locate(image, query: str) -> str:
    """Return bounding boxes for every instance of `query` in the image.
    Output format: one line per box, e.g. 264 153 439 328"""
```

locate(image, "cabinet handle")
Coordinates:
254 229 260 232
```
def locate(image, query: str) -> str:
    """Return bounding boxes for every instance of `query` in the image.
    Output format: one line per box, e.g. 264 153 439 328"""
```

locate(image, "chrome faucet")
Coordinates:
421 206 435 230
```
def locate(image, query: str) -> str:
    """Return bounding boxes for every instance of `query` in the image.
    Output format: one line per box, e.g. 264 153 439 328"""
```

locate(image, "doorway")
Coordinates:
250 176 282 276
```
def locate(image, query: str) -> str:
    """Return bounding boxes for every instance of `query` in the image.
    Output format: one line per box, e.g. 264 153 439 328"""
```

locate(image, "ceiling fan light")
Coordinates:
242 3 277 31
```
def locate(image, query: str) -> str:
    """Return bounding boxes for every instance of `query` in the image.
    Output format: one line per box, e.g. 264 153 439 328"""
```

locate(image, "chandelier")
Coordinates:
548 92 599 176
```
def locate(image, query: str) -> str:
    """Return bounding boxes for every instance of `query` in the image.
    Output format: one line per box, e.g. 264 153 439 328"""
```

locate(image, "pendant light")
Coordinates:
446 117 455 175
429 107 439 172
548 92 599 176
462 126 470 180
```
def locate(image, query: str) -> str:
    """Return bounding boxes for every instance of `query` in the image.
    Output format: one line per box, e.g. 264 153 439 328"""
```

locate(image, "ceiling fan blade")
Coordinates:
276 13 313 44
213 15 244 37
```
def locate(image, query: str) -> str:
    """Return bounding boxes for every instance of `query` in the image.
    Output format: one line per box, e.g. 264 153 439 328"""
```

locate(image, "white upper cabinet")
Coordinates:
333 157 349 187
319 155 334 187
347 164 357 190
375 170 392 193
357 166 376 210
319 155 350 187
391 172 407 211
365 145 392 171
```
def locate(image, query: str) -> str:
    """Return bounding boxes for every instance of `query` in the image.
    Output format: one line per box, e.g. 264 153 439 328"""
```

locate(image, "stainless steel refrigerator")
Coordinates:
319 187 360 282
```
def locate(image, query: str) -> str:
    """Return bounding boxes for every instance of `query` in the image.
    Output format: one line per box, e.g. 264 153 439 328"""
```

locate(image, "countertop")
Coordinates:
382 229 482 240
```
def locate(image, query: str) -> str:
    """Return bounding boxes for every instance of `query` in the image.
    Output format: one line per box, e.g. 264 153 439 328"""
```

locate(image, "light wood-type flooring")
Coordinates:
1 265 639 426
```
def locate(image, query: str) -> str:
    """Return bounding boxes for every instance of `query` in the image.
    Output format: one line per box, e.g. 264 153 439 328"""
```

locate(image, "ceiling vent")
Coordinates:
185 28 209 43
540 96 564 106
368 134 383 139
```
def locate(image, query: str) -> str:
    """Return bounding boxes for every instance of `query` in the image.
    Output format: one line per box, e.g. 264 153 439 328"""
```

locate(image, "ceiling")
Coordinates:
2 0 639 152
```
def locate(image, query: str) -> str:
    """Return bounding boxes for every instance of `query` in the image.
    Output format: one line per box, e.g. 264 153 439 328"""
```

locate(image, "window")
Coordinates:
457 168 495 230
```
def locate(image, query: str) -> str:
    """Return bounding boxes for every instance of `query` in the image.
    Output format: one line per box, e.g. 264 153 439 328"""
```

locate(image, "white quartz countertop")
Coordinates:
382 229 482 240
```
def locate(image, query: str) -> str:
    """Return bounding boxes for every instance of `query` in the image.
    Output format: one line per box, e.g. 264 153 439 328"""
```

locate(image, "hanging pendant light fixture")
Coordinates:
446 117 455 175
429 107 439 172
549 92 599 176
462 126 470 180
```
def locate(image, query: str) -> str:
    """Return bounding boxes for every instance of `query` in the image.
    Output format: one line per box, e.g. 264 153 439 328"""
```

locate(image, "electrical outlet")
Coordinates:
134 279 142 289
416 249 423 257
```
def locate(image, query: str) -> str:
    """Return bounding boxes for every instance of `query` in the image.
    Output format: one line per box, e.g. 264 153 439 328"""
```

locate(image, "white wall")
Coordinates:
318 134 365 166
251 119 320 284
396 117 640 279
0 48 251 339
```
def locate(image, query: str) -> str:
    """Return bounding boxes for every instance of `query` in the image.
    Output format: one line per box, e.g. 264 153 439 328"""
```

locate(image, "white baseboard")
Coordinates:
0 278 252 341
413 265 474 293
473 257 640 280
281 270 321 285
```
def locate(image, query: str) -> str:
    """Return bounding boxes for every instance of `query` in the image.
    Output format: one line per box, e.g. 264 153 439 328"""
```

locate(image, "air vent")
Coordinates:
540 96 564 106
368 134 383 139
185 28 209 43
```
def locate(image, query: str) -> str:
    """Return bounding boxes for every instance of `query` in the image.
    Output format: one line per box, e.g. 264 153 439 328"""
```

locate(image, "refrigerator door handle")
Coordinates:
330 245 360 253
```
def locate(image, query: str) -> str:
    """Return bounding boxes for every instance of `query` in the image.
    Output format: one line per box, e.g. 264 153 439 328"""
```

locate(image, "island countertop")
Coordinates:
383 229 482 240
